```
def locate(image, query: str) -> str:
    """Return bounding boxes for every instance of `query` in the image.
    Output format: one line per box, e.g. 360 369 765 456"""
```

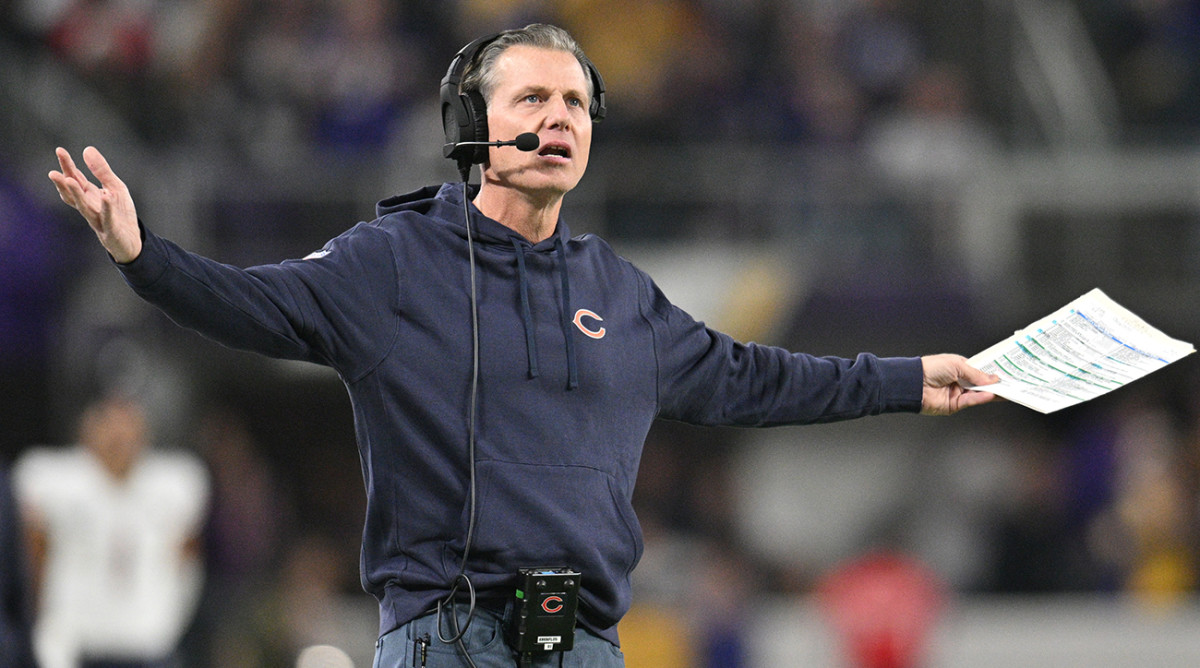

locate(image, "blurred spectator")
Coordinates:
155 0 251 95
229 0 327 160
0 168 74 367
194 407 290 596
817 550 946 668
631 425 755 666
1094 397 1197 607
771 8 869 144
688 543 752 668
13 392 210 668
986 431 1086 593
625 519 752 668
655 8 750 141
864 62 998 195
615 602 695 667
308 0 426 154
209 533 374 668
623 519 701 667
0 167 77 454
558 0 707 138
187 406 294 667
453 0 556 43
233 0 429 162
832 0 924 116
12 0 178 139
0 465 35 668
274 534 373 663
1081 0 1200 135
861 61 1000 267
40 0 156 77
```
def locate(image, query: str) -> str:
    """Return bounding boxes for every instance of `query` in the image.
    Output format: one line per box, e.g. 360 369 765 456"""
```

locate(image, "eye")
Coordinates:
524 94 541 104
567 97 584 108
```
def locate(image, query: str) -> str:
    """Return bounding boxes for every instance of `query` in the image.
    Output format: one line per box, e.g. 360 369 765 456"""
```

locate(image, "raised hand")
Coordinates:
49 146 142 263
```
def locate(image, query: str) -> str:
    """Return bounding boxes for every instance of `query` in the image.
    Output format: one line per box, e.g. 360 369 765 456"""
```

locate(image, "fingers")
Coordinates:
48 168 84 208
51 146 124 198
920 354 1001 415
82 146 125 193
55 147 89 188
50 148 88 207
923 353 999 388
49 147 111 230
956 388 997 410
921 383 998 416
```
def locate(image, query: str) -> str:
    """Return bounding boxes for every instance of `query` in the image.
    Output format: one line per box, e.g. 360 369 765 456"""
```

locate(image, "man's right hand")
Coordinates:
49 146 142 263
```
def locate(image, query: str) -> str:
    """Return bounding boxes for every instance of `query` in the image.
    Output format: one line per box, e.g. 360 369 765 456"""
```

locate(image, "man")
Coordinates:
49 23 996 668
13 393 209 668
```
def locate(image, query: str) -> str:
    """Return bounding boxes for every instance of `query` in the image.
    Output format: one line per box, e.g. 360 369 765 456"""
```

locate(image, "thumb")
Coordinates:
958 361 1000 387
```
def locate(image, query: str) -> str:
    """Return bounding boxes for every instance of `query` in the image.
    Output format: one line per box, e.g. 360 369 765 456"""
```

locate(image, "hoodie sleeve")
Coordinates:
116 221 398 380
639 272 923 426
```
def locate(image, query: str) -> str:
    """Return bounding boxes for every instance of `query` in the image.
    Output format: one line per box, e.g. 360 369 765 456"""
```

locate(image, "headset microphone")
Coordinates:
446 132 541 158
511 132 542 152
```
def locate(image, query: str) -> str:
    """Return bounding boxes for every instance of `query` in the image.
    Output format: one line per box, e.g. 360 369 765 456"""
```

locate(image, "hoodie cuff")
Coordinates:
876 356 925 414
114 220 170 290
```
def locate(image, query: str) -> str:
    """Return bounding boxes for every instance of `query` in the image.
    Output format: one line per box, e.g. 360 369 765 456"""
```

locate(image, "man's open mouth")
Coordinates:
539 144 571 158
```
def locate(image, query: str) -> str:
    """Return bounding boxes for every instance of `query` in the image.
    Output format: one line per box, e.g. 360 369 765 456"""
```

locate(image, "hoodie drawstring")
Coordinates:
555 236 579 390
511 239 540 380
509 236 579 390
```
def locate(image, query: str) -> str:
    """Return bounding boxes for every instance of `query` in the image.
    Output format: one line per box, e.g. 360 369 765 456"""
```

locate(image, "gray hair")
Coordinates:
460 24 594 105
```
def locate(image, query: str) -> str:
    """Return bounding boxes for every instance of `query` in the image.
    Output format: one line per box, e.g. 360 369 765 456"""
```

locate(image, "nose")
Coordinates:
544 94 572 130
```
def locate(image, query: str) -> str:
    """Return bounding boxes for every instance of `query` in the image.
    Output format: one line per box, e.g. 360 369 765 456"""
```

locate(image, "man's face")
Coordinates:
81 396 148 481
481 45 593 198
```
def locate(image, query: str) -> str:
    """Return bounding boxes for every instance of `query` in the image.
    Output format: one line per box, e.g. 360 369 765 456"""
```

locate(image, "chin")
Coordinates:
486 162 585 193
518 174 583 196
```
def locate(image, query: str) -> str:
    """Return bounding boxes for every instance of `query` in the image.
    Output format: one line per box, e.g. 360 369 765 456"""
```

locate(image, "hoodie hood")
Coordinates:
378 182 580 388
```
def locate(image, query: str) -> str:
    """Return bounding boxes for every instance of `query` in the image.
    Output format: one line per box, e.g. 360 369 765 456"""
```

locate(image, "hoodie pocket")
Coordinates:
449 459 644 611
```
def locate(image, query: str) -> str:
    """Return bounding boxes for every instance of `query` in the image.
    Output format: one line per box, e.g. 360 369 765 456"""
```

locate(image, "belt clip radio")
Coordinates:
507 567 581 654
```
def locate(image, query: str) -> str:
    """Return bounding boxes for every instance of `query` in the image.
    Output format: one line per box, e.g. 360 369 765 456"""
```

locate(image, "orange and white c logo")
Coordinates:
542 595 564 614
572 309 606 339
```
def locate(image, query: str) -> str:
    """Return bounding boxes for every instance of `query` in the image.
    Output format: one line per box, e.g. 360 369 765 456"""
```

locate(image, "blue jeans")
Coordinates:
372 600 624 668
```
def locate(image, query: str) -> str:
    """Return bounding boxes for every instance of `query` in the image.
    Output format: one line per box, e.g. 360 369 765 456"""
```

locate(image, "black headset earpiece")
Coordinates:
441 34 498 166
440 31 608 167
586 58 607 123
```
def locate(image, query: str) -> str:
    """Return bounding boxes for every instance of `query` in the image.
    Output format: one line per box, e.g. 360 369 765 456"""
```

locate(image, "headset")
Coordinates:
440 30 607 168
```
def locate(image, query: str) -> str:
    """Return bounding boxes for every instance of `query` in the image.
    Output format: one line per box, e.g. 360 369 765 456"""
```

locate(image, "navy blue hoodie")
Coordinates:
117 182 923 644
